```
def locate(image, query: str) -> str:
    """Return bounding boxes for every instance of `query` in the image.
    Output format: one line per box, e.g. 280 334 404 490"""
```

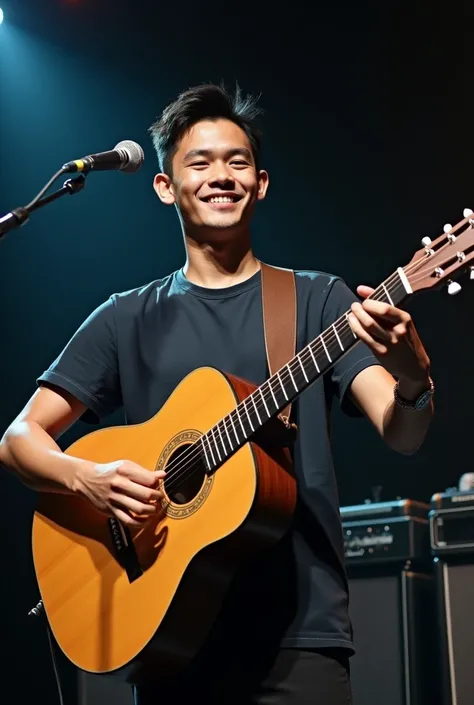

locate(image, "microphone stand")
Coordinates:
4 172 87 625
14 171 89 705
0 173 87 240
0 169 87 703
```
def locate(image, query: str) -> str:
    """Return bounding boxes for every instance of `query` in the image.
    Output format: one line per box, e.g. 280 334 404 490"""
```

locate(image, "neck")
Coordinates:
183 230 260 288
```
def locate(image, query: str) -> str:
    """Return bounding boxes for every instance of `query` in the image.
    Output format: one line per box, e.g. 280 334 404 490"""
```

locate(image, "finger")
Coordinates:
113 508 149 528
361 299 411 324
119 463 166 487
348 313 388 356
351 302 391 342
356 285 375 299
392 322 409 338
110 493 159 517
112 477 163 504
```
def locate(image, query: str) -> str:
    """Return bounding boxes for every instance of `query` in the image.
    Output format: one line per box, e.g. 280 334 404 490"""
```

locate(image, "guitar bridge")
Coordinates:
108 517 143 583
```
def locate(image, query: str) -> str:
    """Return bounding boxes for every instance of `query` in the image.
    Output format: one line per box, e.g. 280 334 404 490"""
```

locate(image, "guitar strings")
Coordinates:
159 265 415 498
161 275 410 499
161 230 465 498
161 261 429 498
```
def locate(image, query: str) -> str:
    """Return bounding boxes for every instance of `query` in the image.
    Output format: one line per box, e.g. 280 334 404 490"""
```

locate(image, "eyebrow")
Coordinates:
183 147 253 163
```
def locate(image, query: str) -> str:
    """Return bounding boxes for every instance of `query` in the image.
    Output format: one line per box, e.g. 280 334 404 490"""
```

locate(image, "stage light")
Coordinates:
0 9 4 26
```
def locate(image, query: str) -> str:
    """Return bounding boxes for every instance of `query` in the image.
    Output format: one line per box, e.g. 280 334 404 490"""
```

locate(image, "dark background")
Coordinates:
1 1 473 703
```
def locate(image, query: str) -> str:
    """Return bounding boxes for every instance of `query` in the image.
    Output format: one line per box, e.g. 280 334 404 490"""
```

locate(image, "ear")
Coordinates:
256 170 269 201
153 173 176 205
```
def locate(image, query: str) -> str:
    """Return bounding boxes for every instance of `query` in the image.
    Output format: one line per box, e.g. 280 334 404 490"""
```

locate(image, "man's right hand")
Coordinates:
73 460 165 527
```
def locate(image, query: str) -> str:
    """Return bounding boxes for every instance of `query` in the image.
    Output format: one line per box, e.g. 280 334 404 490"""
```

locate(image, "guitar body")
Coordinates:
32 367 296 685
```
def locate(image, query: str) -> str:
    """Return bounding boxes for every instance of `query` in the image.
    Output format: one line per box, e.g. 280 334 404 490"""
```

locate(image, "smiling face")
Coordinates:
154 119 269 241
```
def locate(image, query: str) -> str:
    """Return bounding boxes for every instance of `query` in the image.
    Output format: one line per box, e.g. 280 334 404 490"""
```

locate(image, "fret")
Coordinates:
205 432 216 467
320 334 332 362
314 342 332 375
287 364 299 392
200 436 211 471
382 283 394 306
212 426 222 462
237 407 247 438
243 407 255 438
251 394 263 424
229 411 240 444
276 371 289 400
336 321 350 347
259 386 271 416
291 360 306 390
339 317 353 336
333 324 344 352
346 312 357 338
309 344 320 372
266 375 289 411
267 379 279 409
297 355 309 383
223 419 233 452
216 421 230 456
243 399 255 433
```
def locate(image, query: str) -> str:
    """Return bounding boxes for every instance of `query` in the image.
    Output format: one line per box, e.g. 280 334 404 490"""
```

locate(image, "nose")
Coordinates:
208 161 234 188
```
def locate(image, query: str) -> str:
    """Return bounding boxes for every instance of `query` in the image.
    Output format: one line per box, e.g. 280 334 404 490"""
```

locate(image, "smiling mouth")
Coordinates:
200 195 242 205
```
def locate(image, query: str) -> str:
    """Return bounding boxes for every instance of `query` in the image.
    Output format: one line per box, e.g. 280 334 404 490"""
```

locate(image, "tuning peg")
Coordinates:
443 223 457 242
447 280 462 295
421 236 432 247
464 208 473 217
470 267 474 280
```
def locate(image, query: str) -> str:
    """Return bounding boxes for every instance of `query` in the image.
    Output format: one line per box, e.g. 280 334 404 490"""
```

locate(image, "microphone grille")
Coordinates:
114 140 145 174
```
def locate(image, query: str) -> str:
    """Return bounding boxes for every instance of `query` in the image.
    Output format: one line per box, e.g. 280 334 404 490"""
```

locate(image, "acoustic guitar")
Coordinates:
32 210 474 685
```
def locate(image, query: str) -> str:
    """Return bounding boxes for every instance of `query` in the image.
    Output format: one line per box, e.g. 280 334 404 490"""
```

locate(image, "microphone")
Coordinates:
62 140 144 175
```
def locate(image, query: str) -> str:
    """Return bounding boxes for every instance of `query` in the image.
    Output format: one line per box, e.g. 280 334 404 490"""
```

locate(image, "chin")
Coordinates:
203 218 241 231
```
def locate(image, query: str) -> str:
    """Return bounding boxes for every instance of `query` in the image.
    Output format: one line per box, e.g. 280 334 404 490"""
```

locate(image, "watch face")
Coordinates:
415 389 433 410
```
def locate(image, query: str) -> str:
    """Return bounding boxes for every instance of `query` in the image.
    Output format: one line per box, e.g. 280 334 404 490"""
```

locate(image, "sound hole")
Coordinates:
163 443 206 505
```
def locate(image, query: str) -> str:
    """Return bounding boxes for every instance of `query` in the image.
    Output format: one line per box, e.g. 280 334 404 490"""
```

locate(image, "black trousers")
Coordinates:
134 648 352 705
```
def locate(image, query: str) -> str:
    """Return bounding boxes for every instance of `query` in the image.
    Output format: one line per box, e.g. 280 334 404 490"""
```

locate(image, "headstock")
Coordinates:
404 208 474 295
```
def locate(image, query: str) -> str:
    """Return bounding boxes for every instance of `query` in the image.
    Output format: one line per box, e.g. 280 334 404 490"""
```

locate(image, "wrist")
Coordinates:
68 457 93 495
396 372 432 402
394 374 434 412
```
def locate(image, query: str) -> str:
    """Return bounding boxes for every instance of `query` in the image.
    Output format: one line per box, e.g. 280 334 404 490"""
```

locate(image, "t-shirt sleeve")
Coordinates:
36 296 122 424
322 278 381 416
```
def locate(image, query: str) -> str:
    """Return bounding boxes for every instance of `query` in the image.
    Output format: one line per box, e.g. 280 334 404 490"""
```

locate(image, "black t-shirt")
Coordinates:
37 268 379 654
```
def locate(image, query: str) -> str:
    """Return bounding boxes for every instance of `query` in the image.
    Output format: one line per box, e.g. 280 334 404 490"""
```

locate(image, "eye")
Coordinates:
190 161 208 168
231 160 249 167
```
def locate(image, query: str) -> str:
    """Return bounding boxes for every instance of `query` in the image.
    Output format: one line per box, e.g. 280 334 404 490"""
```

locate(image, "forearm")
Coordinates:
0 420 85 493
382 378 434 455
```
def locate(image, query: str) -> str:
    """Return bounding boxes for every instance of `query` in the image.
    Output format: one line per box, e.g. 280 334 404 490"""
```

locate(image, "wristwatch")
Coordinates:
394 377 434 411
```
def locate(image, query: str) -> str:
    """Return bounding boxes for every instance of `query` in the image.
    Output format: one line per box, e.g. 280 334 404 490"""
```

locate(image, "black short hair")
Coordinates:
149 83 263 176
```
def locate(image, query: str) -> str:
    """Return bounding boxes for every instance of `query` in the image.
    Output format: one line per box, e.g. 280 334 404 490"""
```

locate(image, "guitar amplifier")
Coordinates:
348 567 437 705
430 489 474 555
340 499 430 565
434 558 474 705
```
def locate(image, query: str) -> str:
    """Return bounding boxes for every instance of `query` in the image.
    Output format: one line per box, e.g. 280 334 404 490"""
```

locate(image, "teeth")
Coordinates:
208 196 234 203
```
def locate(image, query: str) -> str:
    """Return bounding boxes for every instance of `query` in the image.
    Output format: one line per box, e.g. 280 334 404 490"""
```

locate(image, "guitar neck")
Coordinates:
199 267 411 472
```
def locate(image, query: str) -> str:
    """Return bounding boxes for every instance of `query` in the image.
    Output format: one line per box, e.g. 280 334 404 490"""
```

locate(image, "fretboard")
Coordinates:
199 267 410 472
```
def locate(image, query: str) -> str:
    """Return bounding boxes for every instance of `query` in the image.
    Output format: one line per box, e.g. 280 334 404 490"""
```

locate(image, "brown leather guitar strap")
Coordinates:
260 262 297 426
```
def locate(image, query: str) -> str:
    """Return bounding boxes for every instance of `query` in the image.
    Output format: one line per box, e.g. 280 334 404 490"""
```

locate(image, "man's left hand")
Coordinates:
348 285 431 390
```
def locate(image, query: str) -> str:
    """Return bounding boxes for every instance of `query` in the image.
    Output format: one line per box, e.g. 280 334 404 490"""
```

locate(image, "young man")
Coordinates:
0 84 433 704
